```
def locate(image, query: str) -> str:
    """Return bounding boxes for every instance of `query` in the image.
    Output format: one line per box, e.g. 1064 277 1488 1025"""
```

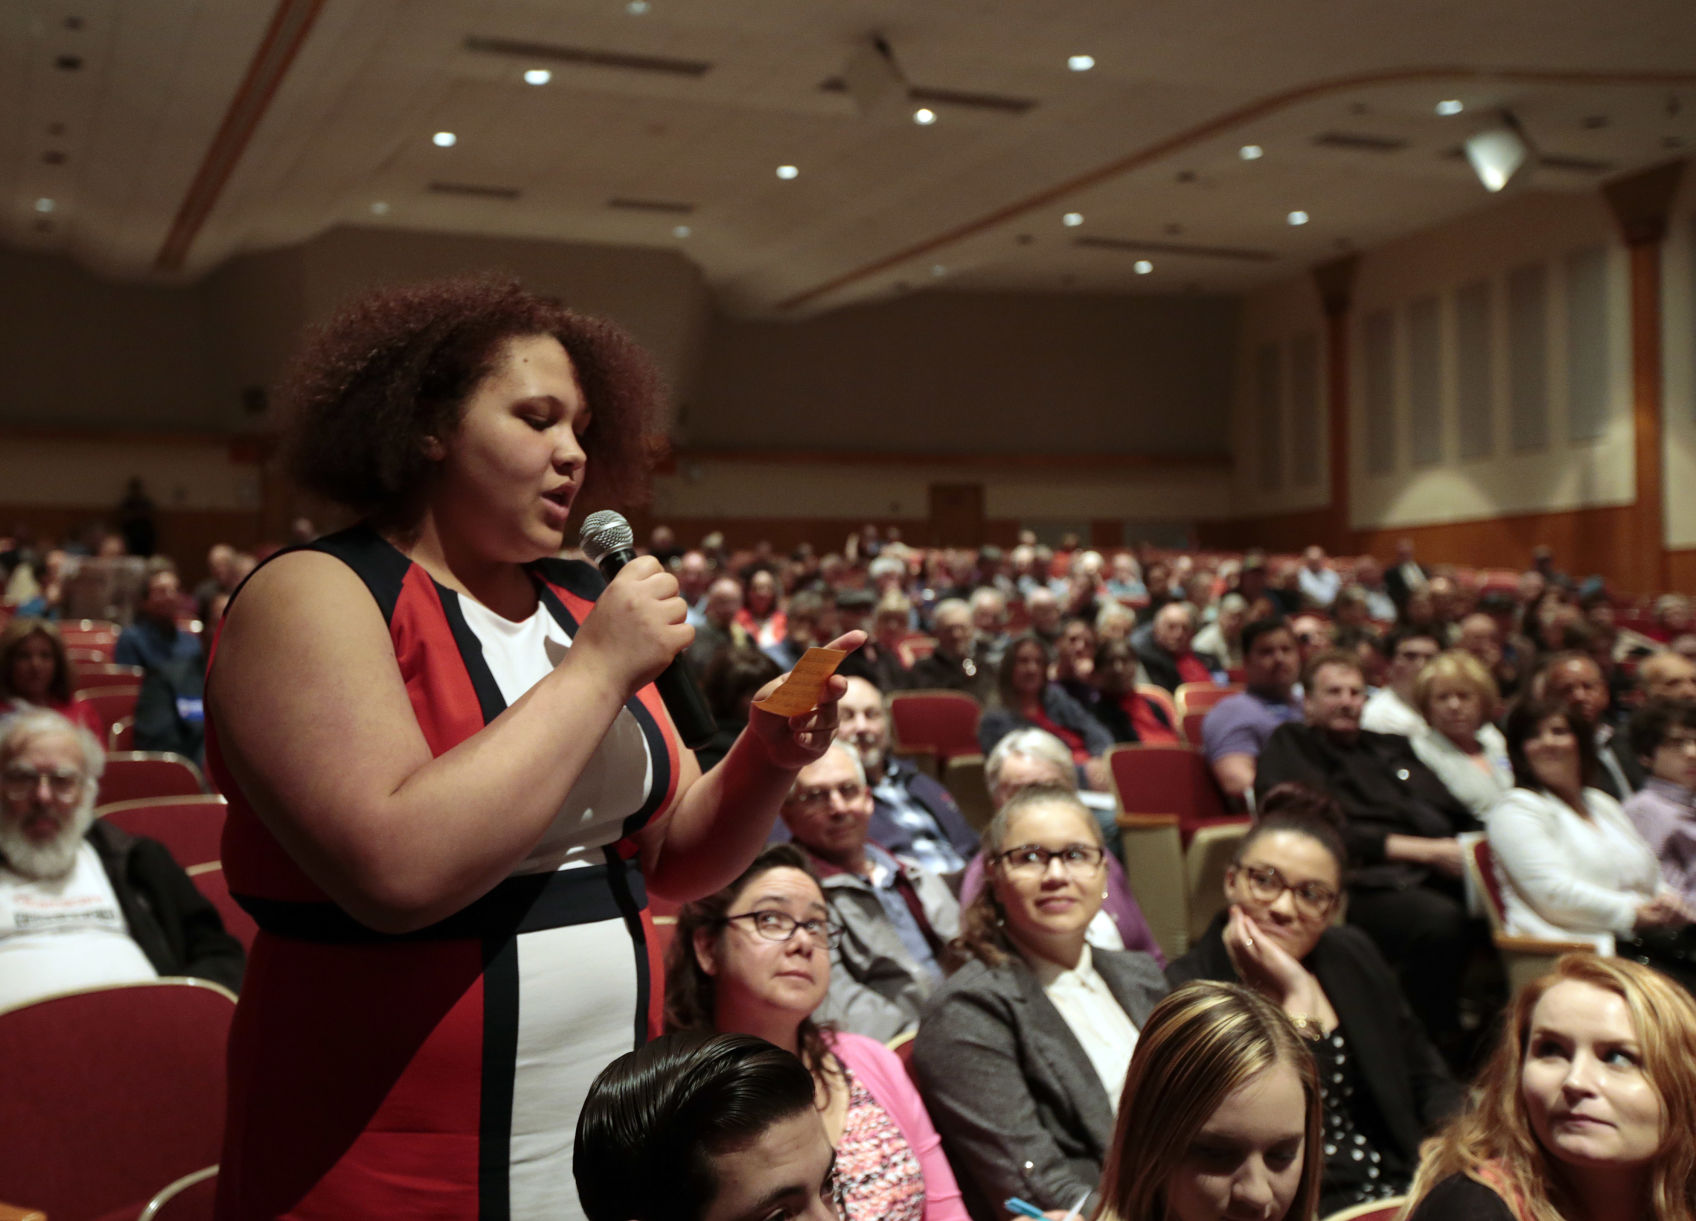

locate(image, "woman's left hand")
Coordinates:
1223 905 1321 1012
745 630 867 770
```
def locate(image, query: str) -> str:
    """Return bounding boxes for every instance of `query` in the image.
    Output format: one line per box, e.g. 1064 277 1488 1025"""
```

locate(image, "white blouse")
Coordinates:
1028 944 1139 1109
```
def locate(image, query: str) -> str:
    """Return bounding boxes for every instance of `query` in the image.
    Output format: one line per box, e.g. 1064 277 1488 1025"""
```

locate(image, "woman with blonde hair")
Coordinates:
1095 980 1324 1221
1411 649 1512 818
1403 953 1696 1221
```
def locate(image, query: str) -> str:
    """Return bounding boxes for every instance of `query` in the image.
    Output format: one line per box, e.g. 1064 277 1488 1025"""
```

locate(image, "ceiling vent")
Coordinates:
1311 131 1409 153
818 78 1035 116
428 181 522 200
464 35 711 78
1074 236 1277 263
1537 152 1614 175
608 197 696 214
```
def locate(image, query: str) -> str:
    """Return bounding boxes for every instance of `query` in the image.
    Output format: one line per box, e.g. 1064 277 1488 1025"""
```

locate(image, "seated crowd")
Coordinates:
9 521 1696 1221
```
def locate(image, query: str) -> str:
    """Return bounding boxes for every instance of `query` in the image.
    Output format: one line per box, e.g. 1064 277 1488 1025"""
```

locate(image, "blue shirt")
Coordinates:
864 843 943 984
1201 689 1303 764
113 617 203 673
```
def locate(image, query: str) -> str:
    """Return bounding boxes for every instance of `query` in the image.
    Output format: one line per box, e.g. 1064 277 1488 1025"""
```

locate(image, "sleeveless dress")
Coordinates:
208 527 682 1220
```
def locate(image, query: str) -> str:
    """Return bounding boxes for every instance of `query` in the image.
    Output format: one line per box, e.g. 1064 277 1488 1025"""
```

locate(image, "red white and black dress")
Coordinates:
208 527 682 1220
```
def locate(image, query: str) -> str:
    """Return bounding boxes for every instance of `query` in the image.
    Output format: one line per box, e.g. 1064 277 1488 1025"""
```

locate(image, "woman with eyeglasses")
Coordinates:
667 843 968 1221
1165 782 1459 1216
910 786 1168 1218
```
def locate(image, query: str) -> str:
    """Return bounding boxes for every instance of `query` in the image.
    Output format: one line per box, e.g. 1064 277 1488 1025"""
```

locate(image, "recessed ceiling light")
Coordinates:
1134 260 1153 275
776 164 799 180
432 131 457 147
370 201 390 215
672 224 691 238
34 197 55 213
1239 144 1264 160
1067 54 1095 72
1436 99 1464 116
626 0 649 12
524 68 552 86
1287 210 1310 226
931 264 947 277
1062 212 1084 227
913 107 936 126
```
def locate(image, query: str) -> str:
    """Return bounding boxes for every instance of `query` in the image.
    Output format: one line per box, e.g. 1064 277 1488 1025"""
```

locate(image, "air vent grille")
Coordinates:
819 78 1035 115
608 197 696 214
1311 130 1408 153
1074 236 1276 263
465 35 711 78
1538 153 1614 174
428 181 522 200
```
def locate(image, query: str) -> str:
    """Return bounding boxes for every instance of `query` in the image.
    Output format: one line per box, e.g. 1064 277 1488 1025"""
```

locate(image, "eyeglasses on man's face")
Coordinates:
721 909 843 949
1 767 84 801
994 843 1106 876
788 781 866 810
1234 862 1338 917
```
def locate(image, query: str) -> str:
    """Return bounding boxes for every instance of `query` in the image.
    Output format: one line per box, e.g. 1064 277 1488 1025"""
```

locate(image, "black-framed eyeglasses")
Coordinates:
721 910 843 949
1235 862 1338 917
994 843 1106 876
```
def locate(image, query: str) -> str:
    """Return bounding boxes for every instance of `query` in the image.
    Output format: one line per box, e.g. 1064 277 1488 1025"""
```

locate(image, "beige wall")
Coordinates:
1662 167 1696 549
1229 274 1330 518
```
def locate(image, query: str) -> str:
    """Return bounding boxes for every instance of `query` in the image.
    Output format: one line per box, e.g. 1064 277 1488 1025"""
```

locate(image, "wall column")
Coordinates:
1602 159 1685 594
1311 255 1360 556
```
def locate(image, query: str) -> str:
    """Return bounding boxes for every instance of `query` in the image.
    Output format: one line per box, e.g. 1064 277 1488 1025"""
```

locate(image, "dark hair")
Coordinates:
1239 616 1293 658
665 844 836 1094
1300 647 1364 691
574 1030 817 1221
1386 623 1443 659
1237 783 1348 872
0 617 75 705
284 273 661 522
993 633 1051 708
1092 635 1134 672
1628 698 1696 766
700 647 782 722
1504 697 1600 792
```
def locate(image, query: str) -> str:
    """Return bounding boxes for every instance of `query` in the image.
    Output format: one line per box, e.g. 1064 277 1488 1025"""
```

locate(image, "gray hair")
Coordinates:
984 728 1077 797
0 707 105 791
785 737 867 802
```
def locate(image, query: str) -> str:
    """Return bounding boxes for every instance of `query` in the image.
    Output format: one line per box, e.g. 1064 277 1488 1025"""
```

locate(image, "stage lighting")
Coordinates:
1464 112 1533 192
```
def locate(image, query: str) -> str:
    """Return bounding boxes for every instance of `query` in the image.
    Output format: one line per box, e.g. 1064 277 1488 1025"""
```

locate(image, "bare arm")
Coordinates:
209 550 691 933
1211 753 1256 801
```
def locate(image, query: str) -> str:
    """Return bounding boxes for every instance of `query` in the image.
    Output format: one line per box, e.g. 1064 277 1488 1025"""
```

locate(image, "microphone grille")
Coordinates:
579 510 635 565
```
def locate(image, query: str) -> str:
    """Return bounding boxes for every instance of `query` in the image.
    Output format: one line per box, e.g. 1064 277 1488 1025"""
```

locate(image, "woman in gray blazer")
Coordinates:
910 786 1168 1220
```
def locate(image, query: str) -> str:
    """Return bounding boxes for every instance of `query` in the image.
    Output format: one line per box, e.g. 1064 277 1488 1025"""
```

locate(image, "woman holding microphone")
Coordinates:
206 275 858 1219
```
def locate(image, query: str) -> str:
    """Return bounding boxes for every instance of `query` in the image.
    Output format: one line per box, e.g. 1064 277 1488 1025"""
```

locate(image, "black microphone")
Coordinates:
579 510 717 750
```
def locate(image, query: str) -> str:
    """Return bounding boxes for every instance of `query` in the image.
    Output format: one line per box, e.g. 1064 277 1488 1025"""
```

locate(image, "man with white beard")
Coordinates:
0 708 243 1010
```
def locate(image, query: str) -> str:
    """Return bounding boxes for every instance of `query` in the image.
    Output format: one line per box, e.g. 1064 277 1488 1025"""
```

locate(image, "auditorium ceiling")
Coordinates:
3 0 1694 315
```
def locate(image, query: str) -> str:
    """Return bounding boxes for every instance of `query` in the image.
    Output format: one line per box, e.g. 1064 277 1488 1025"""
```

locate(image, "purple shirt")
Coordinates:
1201 690 1303 764
1622 778 1696 907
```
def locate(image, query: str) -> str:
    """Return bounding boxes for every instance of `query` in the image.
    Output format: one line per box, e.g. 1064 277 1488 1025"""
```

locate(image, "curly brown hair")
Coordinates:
0 618 75 705
664 844 840 1100
283 273 663 523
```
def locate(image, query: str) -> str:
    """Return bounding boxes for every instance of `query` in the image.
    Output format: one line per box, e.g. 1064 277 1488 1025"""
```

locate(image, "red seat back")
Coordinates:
98 795 228 871
72 662 146 692
1467 836 1510 929
1108 744 1235 847
888 691 982 760
0 980 234 1221
71 685 141 742
1175 682 1243 719
98 752 207 806
188 863 258 954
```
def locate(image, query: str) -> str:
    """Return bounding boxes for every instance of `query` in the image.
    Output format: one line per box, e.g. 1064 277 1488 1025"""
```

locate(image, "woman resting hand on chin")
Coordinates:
205 275 861 1220
1165 782 1459 1216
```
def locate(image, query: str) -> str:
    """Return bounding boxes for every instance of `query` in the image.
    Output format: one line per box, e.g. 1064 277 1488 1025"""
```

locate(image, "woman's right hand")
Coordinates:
1222 906 1321 1013
1634 894 1691 930
573 556 693 698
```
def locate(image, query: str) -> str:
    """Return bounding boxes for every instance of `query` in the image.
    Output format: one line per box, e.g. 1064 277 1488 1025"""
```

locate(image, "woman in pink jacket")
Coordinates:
667 843 967 1221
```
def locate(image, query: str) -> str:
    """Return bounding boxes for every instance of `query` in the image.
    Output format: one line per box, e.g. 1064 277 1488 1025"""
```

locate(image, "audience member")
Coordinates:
1192 591 1248 668
1094 599 1137 646
1384 539 1427 611
193 543 241 620
1166 786 1458 1215
737 568 786 649
0 618 104 737
1051 617 1097 705
1410 650 1513 818
1105 553 1146 601
1351 556 1397 623
574 1031 837 1221
779 742 960 1039
1639 648 1696 702
665 845 968 1221
687 576 747 671
1297 546 1339 609
1136 601 1223 694
1026 586 1063 645
1623 699 1696 911
114 562 200 673
676 549 711 627
1202 618 1303 805
0 708 243 1010
909 599 991 701
1486 698 1695 984
1256 651 1482 1054
1543 651 1641 797
1094 981 1323 1221
834 675 976 875
698 647 783 774
912 786 1168 1217
1360 625 1439 736
1087 638 1180 746
1287 612 1335 670
1403 955 1696 1221
866 592 917 691
978 634 1113 771
763 589 831 671
968 587 1011 670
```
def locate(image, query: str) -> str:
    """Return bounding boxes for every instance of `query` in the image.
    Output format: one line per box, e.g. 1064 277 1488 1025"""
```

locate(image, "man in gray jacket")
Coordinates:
779 740 960 1040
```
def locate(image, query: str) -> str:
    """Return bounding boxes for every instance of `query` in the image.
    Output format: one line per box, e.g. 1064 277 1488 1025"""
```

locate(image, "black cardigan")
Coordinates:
1166 912 1459 1165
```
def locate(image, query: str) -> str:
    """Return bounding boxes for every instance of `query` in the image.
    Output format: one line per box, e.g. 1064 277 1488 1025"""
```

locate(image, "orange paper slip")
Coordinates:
752 647 849 717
